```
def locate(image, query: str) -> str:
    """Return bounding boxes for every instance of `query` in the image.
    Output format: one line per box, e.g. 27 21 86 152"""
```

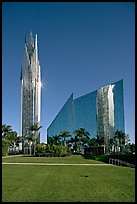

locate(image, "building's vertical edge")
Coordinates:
47 93 74 139
20 69 23 151
122 79 125 133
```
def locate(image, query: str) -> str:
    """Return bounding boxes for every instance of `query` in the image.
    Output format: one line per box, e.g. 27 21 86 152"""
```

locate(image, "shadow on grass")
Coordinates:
82 154 110 163
82 154 135 165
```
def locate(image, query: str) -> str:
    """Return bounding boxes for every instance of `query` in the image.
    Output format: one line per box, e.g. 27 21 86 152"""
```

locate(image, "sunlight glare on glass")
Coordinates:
40 80 44 88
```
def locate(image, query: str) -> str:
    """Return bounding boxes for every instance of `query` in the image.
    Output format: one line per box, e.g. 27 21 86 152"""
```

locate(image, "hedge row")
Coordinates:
35 144 70 157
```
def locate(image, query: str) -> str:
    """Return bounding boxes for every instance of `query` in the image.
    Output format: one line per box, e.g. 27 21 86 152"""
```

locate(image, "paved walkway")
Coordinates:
2 162 112 166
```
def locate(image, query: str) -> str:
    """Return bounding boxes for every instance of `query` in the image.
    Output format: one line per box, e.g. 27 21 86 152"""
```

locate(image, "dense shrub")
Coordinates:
2 139 9 156
35 143 69 157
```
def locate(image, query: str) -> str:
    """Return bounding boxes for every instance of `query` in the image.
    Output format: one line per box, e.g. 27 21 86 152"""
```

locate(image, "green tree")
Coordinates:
8 131 18 153
59 131 71 146
15 136 22 151
114 130 126 153
73 128 90 153
25 133 36 155
124 133 131 153
2 139 10 156
109 137 116 153
96 135 104 146
48 135 61 145
87 137 98 147
2 124 12 140
29 123 43 155
2 124 12 155
2 124 19 155
129 143 135 153
67 135 79 152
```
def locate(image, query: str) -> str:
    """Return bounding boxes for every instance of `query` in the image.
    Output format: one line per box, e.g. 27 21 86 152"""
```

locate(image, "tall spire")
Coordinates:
21 31 41 153
25 30 34 55
35 34 38 62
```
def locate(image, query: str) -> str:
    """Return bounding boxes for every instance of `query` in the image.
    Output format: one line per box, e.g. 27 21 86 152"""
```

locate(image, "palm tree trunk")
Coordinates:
30 143 31 156
64 137 66 146
79 137 81 154
14 142 16 153
104 145 105 154
33 145 35 156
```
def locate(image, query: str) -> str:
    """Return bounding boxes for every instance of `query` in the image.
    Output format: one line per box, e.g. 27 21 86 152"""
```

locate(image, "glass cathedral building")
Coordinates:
47 80 125 146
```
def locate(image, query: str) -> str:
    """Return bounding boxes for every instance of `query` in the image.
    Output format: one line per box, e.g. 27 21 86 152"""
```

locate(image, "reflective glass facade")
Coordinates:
20 31 41 151
47 80 125 142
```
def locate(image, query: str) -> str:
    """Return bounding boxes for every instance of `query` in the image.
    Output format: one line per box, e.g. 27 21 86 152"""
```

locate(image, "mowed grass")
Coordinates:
2 154 105 164
2 156 135 202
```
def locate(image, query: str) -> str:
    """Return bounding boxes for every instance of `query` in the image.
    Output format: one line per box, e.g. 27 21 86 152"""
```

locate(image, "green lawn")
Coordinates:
2 154 105 164
2 155 135 202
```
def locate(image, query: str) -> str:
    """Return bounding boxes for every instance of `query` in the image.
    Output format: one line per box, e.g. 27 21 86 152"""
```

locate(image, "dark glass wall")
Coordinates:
73 91 97 137
47 94 74 137
113 79 125 132
47 79 125 140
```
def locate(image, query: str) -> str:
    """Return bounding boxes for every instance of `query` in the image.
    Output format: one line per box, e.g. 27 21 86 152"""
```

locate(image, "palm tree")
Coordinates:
128 143 135 154
124 133 130 153
67 135 79 152
48 135 61 145
15 136 22 153
8 131 18 153
29 123 43 155
87 137 98 147
2 124 21 155
16 136 22 146
59 131 71 146
25 133 36 155
96 135 104 146
109 137 115 153
2 124 12 139
2 124 18 153
114 130 126 153
73 128 90 154
96 135 108 154
2 124 13 156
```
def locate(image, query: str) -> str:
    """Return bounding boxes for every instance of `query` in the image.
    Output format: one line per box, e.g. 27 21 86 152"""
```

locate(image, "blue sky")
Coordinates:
2 2 135 143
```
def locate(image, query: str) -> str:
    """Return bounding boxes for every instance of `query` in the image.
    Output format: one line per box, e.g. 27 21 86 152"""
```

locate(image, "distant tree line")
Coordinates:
2 124 135 157
2 123 42 156
47 128 135 155
2 124 22 156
